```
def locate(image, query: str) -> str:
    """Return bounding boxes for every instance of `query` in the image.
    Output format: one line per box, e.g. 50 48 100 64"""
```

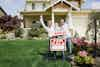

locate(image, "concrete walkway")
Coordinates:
96 57 100 67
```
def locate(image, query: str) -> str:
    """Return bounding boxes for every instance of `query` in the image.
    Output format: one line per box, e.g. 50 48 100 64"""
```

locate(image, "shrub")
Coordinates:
15 28 24 38
0 34 6 39
74 51 94 64
28 27 46 39
28 27 40 38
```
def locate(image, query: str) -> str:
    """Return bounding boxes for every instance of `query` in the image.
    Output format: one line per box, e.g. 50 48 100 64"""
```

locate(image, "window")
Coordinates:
32 3 35 9
70 1 78 7
43 3 46 9
34 3 43 10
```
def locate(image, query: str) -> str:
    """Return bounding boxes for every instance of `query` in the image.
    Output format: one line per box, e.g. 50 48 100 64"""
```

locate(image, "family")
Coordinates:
39 12 77 57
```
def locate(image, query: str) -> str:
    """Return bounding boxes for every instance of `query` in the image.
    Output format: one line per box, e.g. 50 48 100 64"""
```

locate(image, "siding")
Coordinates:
72 15 89 37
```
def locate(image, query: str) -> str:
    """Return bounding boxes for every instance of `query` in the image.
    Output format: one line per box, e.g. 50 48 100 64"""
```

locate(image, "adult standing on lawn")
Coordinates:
57 18 73 56
40 15 69 60
40 15 56 59
56 10 75 58
56 18 73 55
40 15 55 38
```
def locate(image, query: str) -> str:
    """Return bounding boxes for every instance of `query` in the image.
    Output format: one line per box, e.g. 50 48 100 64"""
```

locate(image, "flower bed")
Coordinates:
71 37 95 67
74 51 94 64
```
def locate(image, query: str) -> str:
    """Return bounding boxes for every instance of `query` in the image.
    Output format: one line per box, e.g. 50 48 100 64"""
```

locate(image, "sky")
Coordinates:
0 0 25 16
0 0 100 16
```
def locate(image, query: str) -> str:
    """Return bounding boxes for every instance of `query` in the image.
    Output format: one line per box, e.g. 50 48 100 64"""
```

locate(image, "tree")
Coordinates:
0 15 21 32
88 11 100 57
86 11 100 36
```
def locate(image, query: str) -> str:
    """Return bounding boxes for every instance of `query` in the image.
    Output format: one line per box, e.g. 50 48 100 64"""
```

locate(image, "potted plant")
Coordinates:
74 51 94 67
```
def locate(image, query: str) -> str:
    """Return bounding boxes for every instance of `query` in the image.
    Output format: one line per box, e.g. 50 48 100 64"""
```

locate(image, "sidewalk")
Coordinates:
96 57 100 67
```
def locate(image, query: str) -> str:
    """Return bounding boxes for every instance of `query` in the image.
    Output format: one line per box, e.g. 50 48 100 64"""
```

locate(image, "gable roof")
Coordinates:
0 6 7 15
44 0 80 11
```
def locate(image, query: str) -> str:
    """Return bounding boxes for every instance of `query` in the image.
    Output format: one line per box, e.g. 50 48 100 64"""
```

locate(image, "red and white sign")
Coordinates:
50 38 66 51
54 32 66 36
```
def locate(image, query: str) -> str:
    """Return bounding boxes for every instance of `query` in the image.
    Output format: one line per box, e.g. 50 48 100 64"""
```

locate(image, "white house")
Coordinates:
21 0 99 37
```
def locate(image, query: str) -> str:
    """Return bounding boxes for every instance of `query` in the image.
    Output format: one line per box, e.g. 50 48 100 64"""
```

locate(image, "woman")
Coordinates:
40 15 56 59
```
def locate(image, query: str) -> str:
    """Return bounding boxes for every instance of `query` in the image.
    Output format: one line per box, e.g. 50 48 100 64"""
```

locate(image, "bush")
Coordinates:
28 28 40 38
15 28 24 38
28 27 46 39
0 34 6 39
74 51 94 64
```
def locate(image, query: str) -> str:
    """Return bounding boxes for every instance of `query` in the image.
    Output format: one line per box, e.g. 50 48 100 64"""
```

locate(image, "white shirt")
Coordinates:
44 26 55 37
56 23 71 38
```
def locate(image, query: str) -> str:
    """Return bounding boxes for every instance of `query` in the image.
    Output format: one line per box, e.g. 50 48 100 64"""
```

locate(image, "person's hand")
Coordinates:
40 14 43 19
40 14 43 21
68 7 72 12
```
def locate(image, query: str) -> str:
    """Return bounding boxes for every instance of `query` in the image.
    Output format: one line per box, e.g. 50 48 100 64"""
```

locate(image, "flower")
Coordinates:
78 51 88 57
72 38 80 44
74 51 94 64
72 37 88 46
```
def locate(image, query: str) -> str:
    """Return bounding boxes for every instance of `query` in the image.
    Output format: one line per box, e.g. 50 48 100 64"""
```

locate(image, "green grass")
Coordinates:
0 40 71 67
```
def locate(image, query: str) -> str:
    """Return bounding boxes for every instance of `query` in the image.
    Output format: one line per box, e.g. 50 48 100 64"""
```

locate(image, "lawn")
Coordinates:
0 40 71 67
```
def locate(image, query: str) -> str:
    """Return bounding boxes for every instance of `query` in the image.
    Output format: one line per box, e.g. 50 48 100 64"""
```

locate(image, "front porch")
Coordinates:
21 0 89 37
23 12 69 28
22 11 89 37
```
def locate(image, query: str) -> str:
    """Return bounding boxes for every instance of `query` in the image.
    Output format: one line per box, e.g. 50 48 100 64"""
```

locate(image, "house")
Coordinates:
21 0 95 37
0 6 6 16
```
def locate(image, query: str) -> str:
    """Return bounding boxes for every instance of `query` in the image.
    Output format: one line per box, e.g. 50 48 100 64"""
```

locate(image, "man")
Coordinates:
57 18 73 54
53 18 71 60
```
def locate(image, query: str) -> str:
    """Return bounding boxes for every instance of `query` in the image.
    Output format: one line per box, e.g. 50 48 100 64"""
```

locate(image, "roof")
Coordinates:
26 0 50 2
0 6 7 15
44 0 80 11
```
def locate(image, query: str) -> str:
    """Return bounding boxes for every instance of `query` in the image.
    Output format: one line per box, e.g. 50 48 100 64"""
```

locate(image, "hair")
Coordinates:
48 20 52 22
60 18 65 22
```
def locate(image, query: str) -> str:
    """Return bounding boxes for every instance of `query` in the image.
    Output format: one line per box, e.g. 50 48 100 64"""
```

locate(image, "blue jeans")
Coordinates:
66 37 72 54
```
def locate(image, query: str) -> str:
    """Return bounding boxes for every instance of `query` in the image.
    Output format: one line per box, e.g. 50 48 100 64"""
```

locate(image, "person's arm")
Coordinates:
65 8 72 24
40 15 48 31
68 11 73 29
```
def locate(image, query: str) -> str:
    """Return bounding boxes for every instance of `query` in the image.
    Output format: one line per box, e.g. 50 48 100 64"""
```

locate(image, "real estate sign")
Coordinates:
50 37 66 51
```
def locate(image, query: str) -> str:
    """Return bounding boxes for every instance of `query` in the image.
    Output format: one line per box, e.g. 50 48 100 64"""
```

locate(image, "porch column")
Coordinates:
52 12 54 24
